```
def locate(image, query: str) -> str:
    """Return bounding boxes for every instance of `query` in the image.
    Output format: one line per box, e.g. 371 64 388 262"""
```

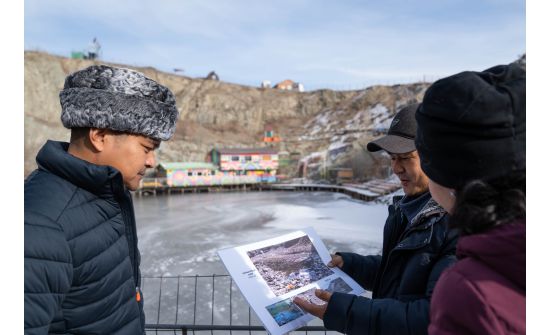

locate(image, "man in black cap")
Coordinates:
294 103 458 335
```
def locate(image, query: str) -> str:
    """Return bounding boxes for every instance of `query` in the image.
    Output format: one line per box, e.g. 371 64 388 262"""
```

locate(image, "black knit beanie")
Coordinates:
415 63 525 189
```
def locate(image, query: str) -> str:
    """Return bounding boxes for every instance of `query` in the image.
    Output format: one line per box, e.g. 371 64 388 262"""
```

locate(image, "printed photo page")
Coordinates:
218 227 365 335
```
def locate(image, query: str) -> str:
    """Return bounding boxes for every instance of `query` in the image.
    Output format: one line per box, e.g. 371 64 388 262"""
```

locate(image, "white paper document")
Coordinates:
217 227 365 335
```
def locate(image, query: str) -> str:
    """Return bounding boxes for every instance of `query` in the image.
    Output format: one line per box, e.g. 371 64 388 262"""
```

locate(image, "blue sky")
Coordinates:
25 0 525 91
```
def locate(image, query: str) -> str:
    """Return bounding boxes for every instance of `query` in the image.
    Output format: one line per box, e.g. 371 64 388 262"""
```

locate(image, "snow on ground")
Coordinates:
300 151 325 164
303 109 332 136
300 109 349 141
368 103 391 130
328 133 353 151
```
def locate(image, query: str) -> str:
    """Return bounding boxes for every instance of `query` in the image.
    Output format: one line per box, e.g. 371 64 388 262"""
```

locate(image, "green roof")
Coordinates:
159 162 217 170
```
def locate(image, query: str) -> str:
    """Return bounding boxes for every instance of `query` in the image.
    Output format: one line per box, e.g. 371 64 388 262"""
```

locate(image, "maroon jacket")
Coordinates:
429 221 525 335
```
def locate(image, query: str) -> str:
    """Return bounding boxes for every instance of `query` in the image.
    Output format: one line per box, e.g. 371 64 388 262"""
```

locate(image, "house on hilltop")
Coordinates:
274 79 304 92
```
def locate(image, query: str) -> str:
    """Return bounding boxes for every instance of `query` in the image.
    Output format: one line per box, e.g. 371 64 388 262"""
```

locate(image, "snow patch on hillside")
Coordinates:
368 103 391 130
300 151 325 163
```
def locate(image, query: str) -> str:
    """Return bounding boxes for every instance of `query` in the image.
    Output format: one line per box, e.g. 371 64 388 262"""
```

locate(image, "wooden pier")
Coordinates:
135 177 401 202
261 181 400 202
135 178 261 196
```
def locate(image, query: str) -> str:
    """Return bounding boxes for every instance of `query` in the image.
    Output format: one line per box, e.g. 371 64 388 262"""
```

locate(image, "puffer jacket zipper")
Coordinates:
119 197 139 285
118 191 144 330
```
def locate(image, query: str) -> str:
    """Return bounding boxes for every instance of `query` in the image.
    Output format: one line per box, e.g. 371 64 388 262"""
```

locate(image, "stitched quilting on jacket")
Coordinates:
24 140 145 334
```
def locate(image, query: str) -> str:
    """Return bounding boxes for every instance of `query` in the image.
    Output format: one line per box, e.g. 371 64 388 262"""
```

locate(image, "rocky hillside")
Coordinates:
25 51 431 178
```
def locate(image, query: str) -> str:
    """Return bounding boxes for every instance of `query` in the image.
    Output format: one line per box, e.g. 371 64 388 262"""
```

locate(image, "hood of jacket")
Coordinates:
457 221 525 289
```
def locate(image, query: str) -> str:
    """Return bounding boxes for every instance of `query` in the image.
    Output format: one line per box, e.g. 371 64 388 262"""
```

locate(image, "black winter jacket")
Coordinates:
24 141 145 334
323 195 458 335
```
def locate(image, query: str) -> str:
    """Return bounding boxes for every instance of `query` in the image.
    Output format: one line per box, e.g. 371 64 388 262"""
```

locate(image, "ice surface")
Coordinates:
134 191 388 276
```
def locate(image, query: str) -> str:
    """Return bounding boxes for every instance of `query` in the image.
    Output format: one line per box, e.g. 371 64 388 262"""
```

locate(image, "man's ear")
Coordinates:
88 128 109 152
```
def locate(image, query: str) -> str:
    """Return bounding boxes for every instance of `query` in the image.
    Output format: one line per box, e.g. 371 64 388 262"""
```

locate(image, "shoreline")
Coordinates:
134 182 400 203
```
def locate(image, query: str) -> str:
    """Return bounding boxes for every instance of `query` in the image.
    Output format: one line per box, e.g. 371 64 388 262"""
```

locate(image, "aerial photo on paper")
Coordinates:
247 235 334 296
265 297 305 327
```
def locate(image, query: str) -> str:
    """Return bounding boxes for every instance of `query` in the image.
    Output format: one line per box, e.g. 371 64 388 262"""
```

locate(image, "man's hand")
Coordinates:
293 289 332 319
327 254 344 268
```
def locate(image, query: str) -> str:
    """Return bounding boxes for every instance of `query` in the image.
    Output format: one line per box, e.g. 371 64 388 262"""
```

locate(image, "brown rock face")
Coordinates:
24 51 431 179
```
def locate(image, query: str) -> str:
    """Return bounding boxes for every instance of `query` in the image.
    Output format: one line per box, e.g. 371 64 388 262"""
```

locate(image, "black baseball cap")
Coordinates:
366 103 419 154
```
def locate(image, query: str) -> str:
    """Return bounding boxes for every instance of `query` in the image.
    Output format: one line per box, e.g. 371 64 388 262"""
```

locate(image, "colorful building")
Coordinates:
263 125 281 143
209 148 278 183
156 146 279 187
157 162 259 187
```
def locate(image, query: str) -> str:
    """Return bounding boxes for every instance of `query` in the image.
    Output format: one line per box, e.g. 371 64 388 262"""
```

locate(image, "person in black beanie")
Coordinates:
415 63 525 335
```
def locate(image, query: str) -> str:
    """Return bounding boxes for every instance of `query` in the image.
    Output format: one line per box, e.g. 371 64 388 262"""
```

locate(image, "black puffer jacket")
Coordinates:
24 141 145 334
323 195 458 335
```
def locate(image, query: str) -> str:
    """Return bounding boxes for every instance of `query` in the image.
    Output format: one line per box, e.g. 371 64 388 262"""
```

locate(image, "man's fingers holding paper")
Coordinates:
314 289 332 302
327 255 343 268
293 289 331 319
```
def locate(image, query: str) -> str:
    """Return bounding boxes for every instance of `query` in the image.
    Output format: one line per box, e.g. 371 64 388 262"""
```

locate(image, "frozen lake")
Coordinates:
134 190 391 276
133 190 395 329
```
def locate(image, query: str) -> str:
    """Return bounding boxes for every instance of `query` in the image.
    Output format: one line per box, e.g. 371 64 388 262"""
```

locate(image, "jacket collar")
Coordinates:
394 194 446 228
36 140 126 197
394 200 446 250
409 198 446 228
392 195 404 205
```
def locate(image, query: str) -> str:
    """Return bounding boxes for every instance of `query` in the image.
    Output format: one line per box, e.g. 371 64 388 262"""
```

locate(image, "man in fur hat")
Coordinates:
24 65 179 334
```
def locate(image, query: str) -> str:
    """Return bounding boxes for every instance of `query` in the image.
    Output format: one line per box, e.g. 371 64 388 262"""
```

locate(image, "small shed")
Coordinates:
329 168 354 185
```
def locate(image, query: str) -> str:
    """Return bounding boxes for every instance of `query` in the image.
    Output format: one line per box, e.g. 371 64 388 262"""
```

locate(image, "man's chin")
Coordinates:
124 181 139 191
401 183 411 195
403 189 413 197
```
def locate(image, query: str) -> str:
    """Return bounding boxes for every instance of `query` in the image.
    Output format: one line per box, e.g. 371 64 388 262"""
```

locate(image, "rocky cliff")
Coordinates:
25 51 431 179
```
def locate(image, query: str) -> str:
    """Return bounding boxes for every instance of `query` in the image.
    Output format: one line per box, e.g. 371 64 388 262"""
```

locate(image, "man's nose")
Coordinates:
145 152 156 168
392 160 404 174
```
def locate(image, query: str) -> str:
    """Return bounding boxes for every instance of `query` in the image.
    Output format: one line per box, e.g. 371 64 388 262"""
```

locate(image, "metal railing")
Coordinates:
142 274 330 335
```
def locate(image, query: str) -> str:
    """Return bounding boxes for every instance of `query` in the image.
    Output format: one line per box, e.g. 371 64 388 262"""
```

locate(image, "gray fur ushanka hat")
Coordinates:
60 65 179 141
